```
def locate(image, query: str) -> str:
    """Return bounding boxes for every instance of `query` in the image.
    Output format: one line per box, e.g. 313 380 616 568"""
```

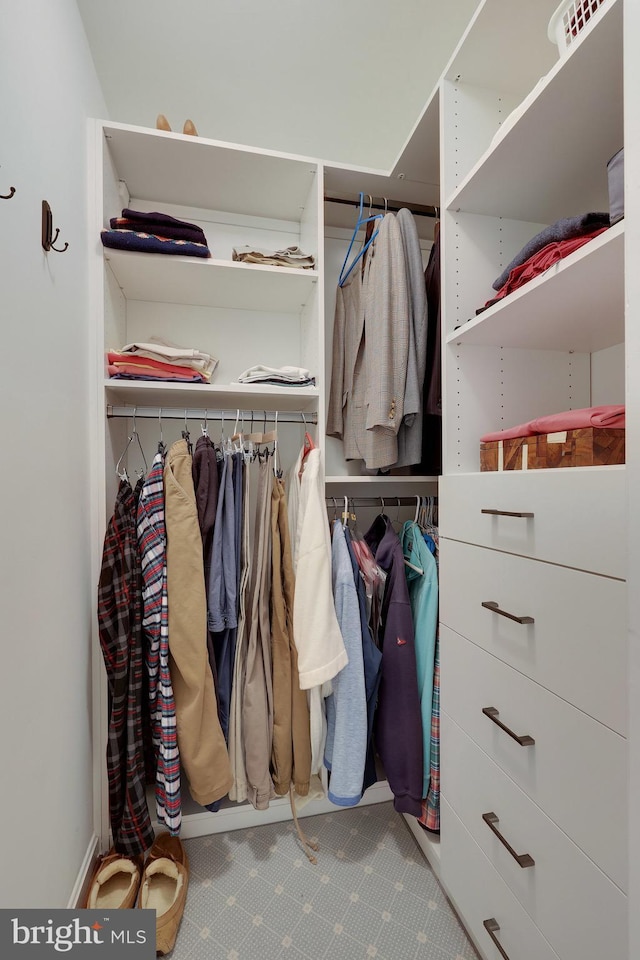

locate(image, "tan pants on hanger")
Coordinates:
271 476 311 797
242 457 275 810
164 439 233 807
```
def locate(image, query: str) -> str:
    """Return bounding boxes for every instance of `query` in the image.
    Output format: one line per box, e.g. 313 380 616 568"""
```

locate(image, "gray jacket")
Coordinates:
394 208 428 468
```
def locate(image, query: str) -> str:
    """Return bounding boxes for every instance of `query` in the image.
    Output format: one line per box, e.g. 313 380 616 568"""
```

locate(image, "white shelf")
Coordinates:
159 780 395 841
324 474 438 503
104 248 318 311
445 0 560 98
105 379 320 412
103 121 319 221
446 0 622 221
391 90 440 191
446 221 624 352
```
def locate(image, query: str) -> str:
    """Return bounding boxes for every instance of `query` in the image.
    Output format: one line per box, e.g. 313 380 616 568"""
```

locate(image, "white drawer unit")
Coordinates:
442 713 627 960
441 799 562 960
439 468 626 578
441 625 627 890
439 538 627 734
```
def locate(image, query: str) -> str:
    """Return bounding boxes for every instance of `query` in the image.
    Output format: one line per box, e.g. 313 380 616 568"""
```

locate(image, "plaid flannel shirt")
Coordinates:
98 479 154 855
137 453 181 833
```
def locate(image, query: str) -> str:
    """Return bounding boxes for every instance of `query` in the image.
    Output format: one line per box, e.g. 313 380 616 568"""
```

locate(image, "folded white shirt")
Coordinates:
232 245 316 269
237 364 314 384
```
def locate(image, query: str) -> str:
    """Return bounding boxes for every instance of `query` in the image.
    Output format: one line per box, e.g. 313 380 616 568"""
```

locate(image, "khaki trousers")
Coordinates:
271 477 311 796
242 458 275 809
164 440 233 807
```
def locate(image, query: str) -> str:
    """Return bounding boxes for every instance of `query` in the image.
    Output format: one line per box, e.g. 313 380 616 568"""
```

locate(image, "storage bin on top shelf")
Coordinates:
548 0 610 57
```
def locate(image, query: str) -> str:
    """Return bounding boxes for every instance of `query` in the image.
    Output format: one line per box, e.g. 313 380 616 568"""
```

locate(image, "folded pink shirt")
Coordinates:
481 405 625 443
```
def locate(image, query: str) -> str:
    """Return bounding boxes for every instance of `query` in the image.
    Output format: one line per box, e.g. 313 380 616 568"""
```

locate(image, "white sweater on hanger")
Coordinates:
288 447 348 774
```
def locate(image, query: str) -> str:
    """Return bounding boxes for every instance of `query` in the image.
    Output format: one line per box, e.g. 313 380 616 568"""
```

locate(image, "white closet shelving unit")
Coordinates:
91 118 445 845
89 5 632 951
436 1 628 959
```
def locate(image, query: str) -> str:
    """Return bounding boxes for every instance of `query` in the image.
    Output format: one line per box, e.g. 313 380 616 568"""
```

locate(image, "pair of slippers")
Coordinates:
156 114 198 137
83 834 189 956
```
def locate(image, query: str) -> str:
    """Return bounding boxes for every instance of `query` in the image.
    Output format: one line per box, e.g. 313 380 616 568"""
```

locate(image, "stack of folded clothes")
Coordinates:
101 208 211 258
231 245 315 269
236 364 315 386
107 337 218 383
476 212 611 314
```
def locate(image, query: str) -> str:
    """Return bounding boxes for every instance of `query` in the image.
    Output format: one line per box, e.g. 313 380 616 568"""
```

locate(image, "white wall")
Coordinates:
626 0 640 951
76 0 479 169
0 0 107 907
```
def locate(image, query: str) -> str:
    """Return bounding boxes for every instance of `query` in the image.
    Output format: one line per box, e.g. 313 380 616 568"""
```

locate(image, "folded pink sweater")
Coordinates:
481 405 625 443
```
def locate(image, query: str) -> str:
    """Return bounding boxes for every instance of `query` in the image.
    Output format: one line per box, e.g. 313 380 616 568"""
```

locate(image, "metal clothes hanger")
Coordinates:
157 407 166 456
115 407 147 482
182 410 192 454
201 409 209 437
338 191 383 287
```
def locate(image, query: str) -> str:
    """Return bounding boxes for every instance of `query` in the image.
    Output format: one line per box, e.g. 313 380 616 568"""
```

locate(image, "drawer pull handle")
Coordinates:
483 919 511 960
482 600 534 625
482 707 535 746
481 508 534 518
482 812 535 868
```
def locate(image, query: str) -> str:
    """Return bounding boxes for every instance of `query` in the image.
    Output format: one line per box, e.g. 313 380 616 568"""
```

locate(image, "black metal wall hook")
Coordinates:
42 200 69 252
1 186 15 200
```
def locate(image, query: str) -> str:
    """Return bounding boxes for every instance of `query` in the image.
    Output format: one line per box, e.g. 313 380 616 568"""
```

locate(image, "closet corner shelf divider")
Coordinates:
104 379 320 413
446 221 624 353
444 0 622 222
103 248 319 312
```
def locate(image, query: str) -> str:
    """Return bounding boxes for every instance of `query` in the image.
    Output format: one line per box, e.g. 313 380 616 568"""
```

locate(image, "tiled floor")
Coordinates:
173 802 477 960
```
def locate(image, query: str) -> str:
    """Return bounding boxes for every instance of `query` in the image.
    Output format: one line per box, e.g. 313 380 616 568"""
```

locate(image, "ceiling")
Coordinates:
76 0 479 169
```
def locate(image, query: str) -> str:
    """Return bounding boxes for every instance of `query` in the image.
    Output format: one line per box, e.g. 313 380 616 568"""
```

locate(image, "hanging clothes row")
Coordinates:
324 495 441 830
98 414 347 860
327 193 442 476
98 409 440 859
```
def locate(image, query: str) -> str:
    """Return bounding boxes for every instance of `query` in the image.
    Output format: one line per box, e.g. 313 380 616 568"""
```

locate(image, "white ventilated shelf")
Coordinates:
105 379 320 412
445 0 622 221
102 121 319 221
446 221 624 352
104 249 318 311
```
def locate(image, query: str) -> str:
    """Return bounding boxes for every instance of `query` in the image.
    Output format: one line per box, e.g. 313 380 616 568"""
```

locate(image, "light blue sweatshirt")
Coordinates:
324 522 367 806
401 521 438 798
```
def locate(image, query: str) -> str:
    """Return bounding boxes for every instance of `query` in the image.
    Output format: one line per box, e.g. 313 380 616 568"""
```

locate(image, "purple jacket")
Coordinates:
364 515 424 816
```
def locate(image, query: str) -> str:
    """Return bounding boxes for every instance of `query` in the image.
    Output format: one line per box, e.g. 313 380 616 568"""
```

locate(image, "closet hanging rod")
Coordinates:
324 496 437 508
106 405 317 425
324 191 438 219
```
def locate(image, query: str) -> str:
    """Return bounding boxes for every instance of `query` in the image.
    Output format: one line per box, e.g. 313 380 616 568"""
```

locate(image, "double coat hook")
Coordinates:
41 200 69 253
1 185 15 200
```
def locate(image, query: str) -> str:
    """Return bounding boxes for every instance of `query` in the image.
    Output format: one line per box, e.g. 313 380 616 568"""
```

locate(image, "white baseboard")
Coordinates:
402 814 441 881
68 833 99 908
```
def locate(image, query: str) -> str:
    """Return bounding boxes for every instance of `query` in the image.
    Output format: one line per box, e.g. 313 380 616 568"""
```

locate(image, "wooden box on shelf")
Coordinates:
480 428 625 471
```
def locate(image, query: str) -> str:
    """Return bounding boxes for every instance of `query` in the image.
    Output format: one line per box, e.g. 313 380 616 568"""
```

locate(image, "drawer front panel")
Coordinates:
441 799 562 960
442 713 627 960
439 468 626 577
441 625 627 889
439 538 627 733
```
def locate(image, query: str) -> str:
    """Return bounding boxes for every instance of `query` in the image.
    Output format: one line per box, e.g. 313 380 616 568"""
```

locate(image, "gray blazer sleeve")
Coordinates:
364 214 410 434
